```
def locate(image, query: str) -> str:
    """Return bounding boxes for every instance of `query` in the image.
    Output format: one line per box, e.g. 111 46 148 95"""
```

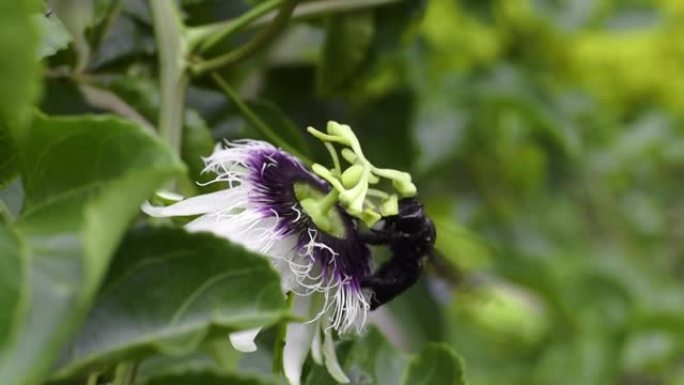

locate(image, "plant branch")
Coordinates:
112 362 138 385
78 83 156 134
251 0 403 28
90 0 123 55
86 372 99 385
186 0 284 53
211 73 311 165
150 0 188 157
191 0 299 74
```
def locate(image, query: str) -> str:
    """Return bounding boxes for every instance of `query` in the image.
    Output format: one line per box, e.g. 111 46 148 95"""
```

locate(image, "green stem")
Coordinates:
112 362 138 385
86 372 99 385
150 0 188 157
90 0 122 55
186 0 284 53
187 0 402 57
211 73 311 165
324 142 341 175
318 189 340 215
251 0 403 28
192 0 299 74
366 188 390 199
272 293 294 376
204 338 240 371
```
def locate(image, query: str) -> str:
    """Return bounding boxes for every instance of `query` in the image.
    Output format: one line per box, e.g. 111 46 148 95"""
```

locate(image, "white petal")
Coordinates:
283 296 316 385
142 189 243 217
322 329 349 383
229 327 262 353
155 190 184 201
310 322 323 365
184 213 224 234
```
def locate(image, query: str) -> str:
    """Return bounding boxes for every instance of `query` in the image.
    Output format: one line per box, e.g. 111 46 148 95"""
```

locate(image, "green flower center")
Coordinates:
293 182 346 238
297 121 418 229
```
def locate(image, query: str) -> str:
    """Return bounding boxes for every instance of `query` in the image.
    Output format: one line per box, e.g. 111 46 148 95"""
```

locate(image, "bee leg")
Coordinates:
360 276 386 309
359 229 409 245
361 273 403 310
358 230 393 245
362 255 423 310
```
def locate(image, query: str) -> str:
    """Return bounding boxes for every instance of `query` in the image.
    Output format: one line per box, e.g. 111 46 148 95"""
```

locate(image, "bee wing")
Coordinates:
425 247 462 286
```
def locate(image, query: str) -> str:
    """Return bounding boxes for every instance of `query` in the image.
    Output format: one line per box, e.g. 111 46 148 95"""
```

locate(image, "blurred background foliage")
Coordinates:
412 1 684 384
3 0 684 384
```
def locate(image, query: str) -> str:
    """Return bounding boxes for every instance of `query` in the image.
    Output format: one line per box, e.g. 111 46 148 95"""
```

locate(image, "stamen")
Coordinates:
324 142 341 176
305 121 417 227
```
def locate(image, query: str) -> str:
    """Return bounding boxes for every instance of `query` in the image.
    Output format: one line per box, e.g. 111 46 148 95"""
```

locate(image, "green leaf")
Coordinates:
351 88 417 171
459 0 495 22
247 100 312 158
35 13 73 58
0 123 17 186
384 278 446 349
317 12 375 96
304 327 408 385
53 226 289 380
0 114 184 385
0 221 26 350
92 75 217 192
403 344 466 385
429 214 491 272
135 340 238 383
90 12 156 69
304 329 468 385
51 0 94 71
0 180 24 219
0 0 41 128
181 109 217 192
139 370 274 385
373 0 427 53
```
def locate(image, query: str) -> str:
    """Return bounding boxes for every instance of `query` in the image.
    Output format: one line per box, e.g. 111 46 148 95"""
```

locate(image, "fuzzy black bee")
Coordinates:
360 197 436 310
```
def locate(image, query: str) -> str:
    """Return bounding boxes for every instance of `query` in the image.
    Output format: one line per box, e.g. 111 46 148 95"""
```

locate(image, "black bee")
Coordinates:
360 197 436 310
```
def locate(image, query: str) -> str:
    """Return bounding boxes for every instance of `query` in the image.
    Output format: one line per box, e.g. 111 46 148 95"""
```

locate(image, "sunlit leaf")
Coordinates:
0 124 17 187
51 0 94 71
35 13 72 58
0 114 184 385
0 0 41 128
0 221 26 350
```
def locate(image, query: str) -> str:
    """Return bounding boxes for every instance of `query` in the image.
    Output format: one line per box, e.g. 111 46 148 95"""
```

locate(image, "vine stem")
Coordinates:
112 362 139 385
191 0 299 74
252 0 402 27
211 73 312 166
86 373 98 385
187 0 403 55
150 0 188 157
186 0 284 53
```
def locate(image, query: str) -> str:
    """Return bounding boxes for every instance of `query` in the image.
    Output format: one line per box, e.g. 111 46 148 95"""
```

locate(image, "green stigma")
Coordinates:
293 182 346 238
302 121 417 228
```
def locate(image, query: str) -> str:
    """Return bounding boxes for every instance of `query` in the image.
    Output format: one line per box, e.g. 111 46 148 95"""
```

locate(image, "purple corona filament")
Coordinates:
143 140 372 334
